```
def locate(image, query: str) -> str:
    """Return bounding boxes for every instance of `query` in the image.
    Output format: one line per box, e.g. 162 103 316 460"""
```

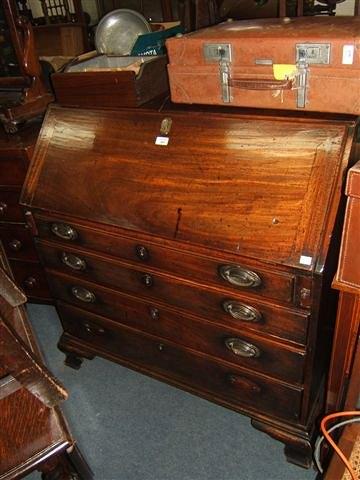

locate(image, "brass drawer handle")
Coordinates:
61 252 87 271
218 264 261 288
84 322 105 335
222 300 262 323
225 338 261 358
135 244 150 261
0 202 8 216
141 273 153 287
71 286 96 303
51 223 78 241
8 239 23 251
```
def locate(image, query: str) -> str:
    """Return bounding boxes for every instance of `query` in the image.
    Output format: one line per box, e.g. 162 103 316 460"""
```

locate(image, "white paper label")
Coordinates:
342 45 354 65
155 136 169 146
299 255 312 266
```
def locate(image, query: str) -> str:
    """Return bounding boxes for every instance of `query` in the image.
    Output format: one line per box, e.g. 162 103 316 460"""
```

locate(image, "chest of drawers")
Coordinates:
20 104 357 468
0 122 51 302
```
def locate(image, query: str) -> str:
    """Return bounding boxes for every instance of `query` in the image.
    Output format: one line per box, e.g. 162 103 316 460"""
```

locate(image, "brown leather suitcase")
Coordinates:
166 16 360 114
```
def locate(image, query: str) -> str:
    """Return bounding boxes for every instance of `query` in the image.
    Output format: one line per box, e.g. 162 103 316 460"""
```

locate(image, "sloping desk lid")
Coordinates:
21 105 356 272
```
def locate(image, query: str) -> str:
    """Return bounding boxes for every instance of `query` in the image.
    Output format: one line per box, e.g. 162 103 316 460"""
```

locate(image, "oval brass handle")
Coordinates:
71 286 96 303
0 202 8 216
218 265 261 288
61 252 86 271
24 276 37 289
225 338 261 358
84 322 105 335
222 300 262 323
8 239 23 251
135 244 150 261
51 223 78 241
141 273 153 287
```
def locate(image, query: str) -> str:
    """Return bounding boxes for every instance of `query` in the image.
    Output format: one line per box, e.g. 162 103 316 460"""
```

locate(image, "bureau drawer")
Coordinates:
40 244 309 345
0 190 24 223
58 302 303 422
49 272 305 383
10 260 51 301
0 224 38 261
34 216 296 305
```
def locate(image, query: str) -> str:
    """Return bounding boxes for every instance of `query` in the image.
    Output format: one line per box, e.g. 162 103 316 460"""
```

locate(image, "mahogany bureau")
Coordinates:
20 104 358 468
0 120 51 302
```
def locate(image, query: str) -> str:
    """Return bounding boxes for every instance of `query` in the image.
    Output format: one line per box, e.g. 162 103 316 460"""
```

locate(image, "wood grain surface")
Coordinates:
21 103 357 469
39 242 309 345
0 244 70 478
0 118 52 303
57 302 303 422
22 106 354 271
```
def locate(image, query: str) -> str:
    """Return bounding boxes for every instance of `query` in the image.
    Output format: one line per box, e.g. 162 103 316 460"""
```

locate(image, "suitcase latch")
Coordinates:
296 59 308 109
204 43 232 63
219 54 231 103
296 43 331 65
204 44 232 103
295 43 330 108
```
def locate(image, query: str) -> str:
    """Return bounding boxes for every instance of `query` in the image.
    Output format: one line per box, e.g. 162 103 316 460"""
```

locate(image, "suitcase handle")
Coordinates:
230 77 294 91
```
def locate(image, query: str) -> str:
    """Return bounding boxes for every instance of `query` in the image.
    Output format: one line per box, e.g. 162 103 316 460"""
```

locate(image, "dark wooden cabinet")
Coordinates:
0 121 51 302
52 55 170 109
20 104 357 469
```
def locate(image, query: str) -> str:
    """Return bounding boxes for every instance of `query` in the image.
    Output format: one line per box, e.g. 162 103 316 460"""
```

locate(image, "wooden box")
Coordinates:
51 54 169 108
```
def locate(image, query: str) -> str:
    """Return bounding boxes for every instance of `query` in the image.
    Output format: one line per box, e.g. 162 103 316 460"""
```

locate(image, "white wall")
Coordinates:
28 0 76 17
27 0 43 17
335 0 356 15
81 0 100 24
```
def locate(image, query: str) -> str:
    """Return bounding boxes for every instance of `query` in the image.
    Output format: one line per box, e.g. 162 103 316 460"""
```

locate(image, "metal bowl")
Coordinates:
95 9 152 56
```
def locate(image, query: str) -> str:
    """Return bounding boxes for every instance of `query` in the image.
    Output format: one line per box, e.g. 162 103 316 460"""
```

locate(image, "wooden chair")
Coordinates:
14 0 89 56
0 0 53 133
0 242 93 480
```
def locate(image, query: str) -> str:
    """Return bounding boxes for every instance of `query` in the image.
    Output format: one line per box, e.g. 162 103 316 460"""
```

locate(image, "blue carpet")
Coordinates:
26 304 317 480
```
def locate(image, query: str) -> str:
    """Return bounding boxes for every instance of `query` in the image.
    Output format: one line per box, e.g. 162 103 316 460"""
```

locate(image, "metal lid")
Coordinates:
95 9 152 56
